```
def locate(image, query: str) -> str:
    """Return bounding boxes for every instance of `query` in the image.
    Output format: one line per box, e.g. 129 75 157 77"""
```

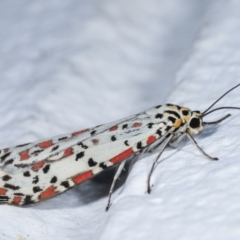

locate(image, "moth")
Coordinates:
0 84 239 211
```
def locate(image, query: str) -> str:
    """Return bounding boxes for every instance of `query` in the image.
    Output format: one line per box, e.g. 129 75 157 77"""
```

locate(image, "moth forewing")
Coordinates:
0 106 170 206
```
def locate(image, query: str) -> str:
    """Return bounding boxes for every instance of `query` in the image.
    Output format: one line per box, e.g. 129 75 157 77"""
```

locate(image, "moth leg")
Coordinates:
169 133 186 147
203 114 230 125
105 160 126 211
147 133 174 194
186 132 218 160
148 133 179 153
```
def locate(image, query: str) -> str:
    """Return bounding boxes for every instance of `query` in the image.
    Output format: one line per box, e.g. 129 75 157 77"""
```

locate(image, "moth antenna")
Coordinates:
202 83 240 115
203 107 240 117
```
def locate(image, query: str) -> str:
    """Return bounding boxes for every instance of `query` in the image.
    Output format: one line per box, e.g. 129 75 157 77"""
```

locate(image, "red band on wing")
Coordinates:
0 188 7 195
38 140 53 148
72 171 93 184
72 129 89 137
40 186 55 199
133 122 142 128
147 135 156 144
110 148 134 164
109 126 118 131
64 148 73 157
12 196 22 205
20 150 30 161
32 161 45 171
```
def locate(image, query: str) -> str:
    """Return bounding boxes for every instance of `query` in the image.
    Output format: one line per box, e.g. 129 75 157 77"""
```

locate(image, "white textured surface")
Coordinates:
0 0 240 240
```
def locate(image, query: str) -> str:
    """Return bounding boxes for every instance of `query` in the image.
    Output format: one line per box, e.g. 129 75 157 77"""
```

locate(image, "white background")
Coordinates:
0 0 240 239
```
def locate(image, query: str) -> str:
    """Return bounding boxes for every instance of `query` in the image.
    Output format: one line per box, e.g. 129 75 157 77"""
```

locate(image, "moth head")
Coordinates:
178 107 203 134
187 111 203 135
185 84 240 135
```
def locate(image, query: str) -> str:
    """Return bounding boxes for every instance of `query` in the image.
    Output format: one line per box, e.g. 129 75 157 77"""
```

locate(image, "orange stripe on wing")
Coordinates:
109 126 118 131
39 186 55 200
72 129 89 137
64 148 73 157
147 135 156 145
0 188 7 195
12 196 22 205
32 161 45 171
110 148 134 164
20 150 30 160
38 140 53 148
133 122 142 128
72 171 93 184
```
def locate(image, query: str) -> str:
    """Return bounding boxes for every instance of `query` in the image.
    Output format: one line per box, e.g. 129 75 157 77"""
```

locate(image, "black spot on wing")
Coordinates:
58 137 68 141
23 171 31 177
90 130 96 135
4 159 14 165
155 105 162 109
24 195 35 205
137 141 143 149
50 176 57 183
77 142 88 149
111 135 117 141
88 158 97 167
155 113 163 119
32 176 39 184
61 181 70 188
51 145 59 152
43 165 50 174
14 163 29 168
32 149 44 156
0 196 9 202
14 193 24 196
1 153 11 161
168 116 176 123
99 162 107 169
124 140 129 146
156 130 162 137
75 151 85 161
4 183 20 190
147 123 154 128
122 124 128 129
33 186 42 193
16 143 29 148
2 175 11 181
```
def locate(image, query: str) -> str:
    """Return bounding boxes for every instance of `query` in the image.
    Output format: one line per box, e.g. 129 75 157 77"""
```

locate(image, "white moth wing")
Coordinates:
0 105 174 205
2 123 161 204
0 111 146 173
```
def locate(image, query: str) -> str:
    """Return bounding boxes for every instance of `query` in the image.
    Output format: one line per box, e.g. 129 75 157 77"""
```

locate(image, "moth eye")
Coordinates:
189 118 200 129
182 110 189 116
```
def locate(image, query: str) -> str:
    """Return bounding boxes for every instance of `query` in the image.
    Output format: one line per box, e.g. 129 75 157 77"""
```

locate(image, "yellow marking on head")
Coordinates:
174 119 182 128
183 115 190 122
